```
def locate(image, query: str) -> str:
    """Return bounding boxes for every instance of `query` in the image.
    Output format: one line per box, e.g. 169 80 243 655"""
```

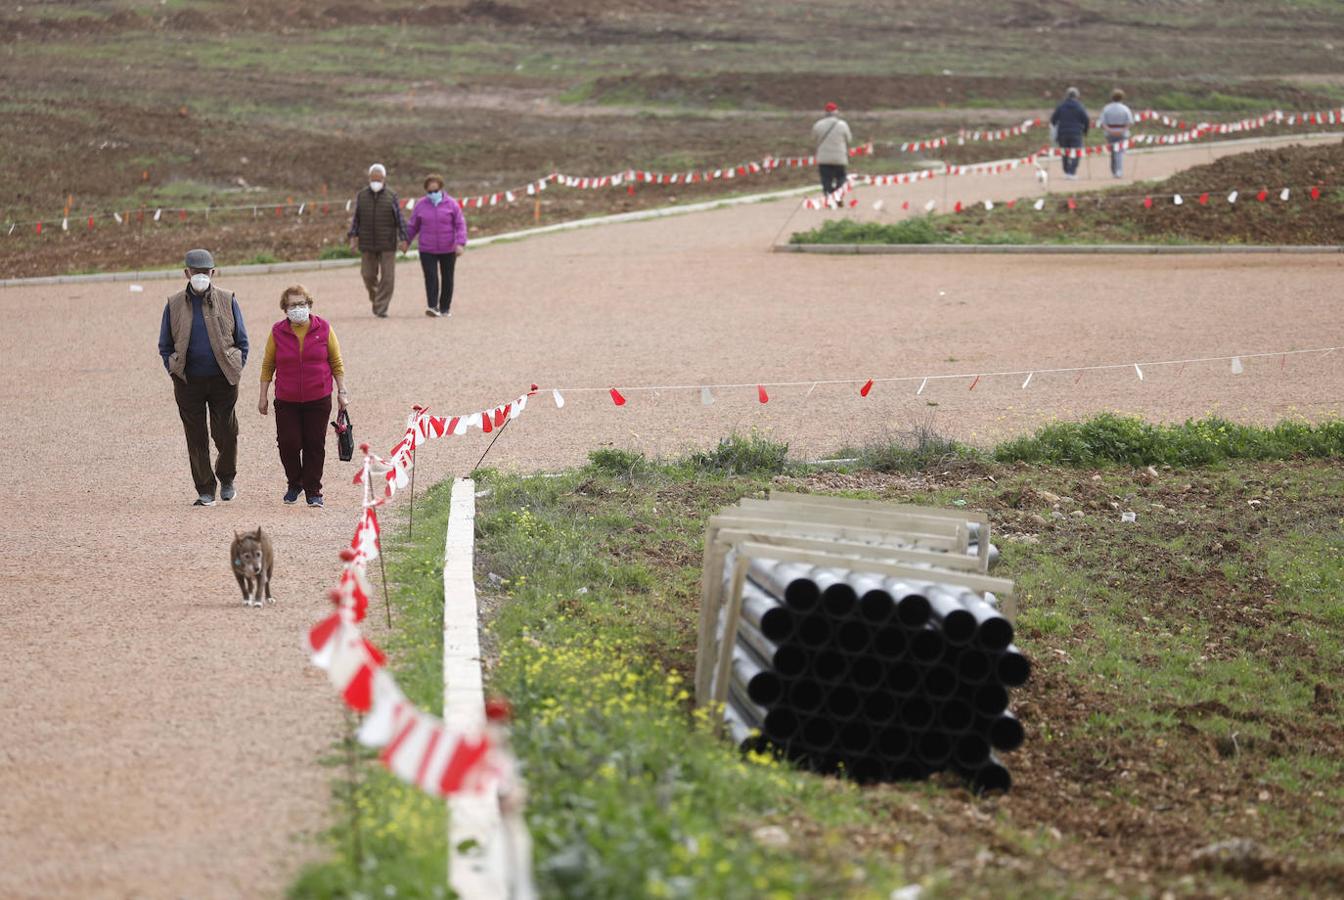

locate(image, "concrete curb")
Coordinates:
774 243 1344 255
442 477 507 899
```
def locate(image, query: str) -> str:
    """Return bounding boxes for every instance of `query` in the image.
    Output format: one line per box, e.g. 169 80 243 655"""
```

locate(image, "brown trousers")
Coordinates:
172 373 239 495
360 250 397 315
274 394 333 498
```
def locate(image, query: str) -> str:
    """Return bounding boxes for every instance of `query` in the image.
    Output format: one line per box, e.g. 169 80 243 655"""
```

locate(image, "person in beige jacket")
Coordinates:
811 101 853 198
157 248 250 507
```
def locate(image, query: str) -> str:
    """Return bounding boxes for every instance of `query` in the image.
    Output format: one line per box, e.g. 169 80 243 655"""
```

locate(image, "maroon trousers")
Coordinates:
274 394 332 498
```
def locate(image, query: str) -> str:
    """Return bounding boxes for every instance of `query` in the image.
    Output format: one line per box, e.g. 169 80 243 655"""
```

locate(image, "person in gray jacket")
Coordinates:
157 248 249 507
811 102 853 199
347 163 408 318
1099 89 1136 178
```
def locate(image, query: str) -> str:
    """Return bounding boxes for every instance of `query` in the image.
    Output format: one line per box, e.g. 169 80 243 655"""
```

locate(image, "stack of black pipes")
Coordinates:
722 558 1029 792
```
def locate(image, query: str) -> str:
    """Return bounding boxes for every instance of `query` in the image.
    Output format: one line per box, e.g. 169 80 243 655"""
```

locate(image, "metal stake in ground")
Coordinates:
407 443 417 540
378 548 392 627
472 417 511 473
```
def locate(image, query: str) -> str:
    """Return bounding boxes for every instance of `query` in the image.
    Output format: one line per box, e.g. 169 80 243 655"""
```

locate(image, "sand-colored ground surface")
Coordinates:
1 136 1341 898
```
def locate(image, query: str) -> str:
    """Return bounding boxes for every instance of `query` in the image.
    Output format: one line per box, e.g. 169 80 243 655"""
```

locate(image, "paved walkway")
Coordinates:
0 134 1340 897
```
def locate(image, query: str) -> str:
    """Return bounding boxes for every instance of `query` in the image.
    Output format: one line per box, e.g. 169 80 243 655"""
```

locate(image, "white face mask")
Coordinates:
369 181 384 192
286 305 310 324
189 273 212 293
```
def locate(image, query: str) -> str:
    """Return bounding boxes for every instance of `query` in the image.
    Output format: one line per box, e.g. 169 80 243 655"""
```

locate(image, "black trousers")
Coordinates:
819 164 848 196
1059 137 1083 175
172 373 238 495
274 394 333 498
419 251 458 313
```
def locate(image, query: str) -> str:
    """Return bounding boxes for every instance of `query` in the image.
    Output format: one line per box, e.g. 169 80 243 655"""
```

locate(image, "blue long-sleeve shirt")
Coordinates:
158 289 249 377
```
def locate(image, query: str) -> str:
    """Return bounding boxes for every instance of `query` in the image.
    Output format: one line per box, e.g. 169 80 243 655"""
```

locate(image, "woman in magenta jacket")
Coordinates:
401 173 468 318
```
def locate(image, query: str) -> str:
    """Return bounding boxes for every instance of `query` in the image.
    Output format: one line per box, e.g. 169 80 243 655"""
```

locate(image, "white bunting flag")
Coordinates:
917 377 927 395
552 389 565 409
154 208 162 221
1279 188 1290 201
1227 190 1238 204
873 200 884 211
1134 364 1144 381
701 386 714 406
1022 372 1033 390
346 199 353 212
1173 194 1183 205
984 200 994 211
1231 357 1244 375
113 212 123 224
61 218 68 231
924 199 936 212
1033 198 1046 211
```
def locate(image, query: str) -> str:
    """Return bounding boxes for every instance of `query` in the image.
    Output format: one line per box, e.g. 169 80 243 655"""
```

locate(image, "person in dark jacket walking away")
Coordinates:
256 285 348 508
157 248 249 507
347 163 408 318
811 102 853 198
402 173 468 318
1050 87 1090 179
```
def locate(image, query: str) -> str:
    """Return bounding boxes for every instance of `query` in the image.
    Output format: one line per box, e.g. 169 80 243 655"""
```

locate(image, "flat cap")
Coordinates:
184 248 214 269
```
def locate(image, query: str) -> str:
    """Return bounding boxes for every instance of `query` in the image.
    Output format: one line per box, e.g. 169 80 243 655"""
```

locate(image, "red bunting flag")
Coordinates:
609 388 626 406
1310 186 1321 200
1006 199 1016 208
860 379 874 397
87 216 95 230
36 222 41 234
901 201 909 210
179 209 187 221
954 201 963 212
757 385 769 404
1067 197 1077 210
1198 193 1209 205
1256 189 1268 202
1143 196 1153 209
969 375 981 391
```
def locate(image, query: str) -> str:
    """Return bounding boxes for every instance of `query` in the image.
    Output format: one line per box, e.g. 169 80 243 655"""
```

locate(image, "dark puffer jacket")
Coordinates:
1050 97 1091 143
348 186 408 253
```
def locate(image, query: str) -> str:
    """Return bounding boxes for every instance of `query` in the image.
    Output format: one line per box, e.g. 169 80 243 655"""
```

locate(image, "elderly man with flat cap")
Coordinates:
347 163 408 318
157 248 250 506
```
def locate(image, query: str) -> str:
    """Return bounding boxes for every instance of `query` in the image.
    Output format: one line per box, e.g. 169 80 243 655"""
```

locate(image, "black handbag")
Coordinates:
331 408 354 462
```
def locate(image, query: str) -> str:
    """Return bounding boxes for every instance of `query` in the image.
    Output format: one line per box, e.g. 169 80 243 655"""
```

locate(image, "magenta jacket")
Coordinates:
405 194 468 255
272 315 333 403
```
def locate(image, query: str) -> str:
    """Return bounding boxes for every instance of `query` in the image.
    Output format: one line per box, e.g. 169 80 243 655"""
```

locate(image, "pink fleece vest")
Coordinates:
272 315 333 403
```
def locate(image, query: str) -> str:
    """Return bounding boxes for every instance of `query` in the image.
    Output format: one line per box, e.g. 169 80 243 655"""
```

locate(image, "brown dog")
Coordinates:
230 527 274 607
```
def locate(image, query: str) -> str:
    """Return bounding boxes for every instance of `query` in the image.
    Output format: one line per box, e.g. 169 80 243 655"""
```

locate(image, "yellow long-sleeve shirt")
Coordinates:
260 322 344 383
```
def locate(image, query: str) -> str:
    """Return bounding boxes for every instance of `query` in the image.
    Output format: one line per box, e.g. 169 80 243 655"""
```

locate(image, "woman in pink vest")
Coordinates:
257 284 348 507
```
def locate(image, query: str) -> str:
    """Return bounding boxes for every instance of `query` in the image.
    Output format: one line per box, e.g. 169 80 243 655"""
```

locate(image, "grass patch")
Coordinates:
318 243 359 261
238 251 280 266
994 414 1344 467
294 420 1344 896
790 216 950 245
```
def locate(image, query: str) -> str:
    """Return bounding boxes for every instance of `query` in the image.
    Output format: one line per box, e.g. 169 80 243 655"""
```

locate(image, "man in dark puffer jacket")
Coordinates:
1050 87 1091 179
347 163 408 318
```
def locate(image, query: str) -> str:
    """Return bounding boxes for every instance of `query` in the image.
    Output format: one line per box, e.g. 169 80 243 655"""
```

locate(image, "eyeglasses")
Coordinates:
286 301 311 310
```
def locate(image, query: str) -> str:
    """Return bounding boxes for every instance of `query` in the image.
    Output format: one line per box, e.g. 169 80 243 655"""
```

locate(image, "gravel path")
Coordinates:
1 135 1340 898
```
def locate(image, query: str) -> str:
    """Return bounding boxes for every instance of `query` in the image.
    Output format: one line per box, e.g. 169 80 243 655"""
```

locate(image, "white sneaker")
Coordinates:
425 308 441 318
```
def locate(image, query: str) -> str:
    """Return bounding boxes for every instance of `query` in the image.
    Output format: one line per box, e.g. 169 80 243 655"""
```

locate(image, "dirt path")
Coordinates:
1 136 1341 898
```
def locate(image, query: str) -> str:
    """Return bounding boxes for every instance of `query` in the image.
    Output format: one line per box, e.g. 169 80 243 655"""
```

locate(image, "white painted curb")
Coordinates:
442 477 508 898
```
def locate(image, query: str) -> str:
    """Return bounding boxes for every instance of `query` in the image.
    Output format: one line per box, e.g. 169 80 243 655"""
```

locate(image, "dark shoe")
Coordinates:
307 495 324 508
220 482 236 502
283 487 301 505
374 311 389 318
425 308 441 318
193 493 216 507
442 308 452 317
